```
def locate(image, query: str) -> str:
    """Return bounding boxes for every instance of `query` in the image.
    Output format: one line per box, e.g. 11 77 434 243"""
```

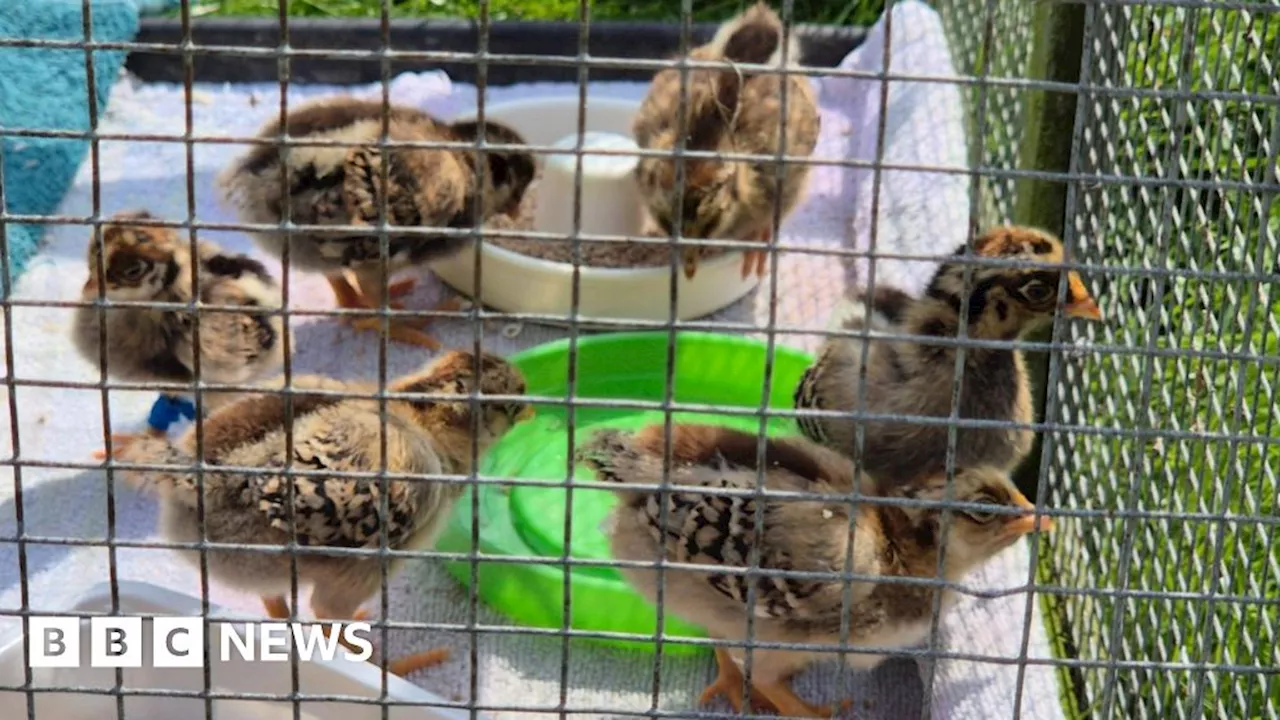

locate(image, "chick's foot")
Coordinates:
91 432 155 461
699 647 776 714
755 678 851 718
387 278 416 300
348 295 465 350
682 248 701 280
327 273 367 311
741 250 771 280
347 316 441 350
262 595 292 620
346 609 450 678
740 226 775 280
326 274 441 350
383 647 451 677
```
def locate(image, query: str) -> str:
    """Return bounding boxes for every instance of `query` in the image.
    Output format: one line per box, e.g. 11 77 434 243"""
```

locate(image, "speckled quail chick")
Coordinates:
219 98 536 349
794 225 1104 481
105 350 533 677
633 1 820 280
576 423 1052 718
74 210 288 449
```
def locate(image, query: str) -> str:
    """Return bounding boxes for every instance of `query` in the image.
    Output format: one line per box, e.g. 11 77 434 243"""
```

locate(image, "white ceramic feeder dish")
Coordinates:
432 96 760 323
0 581 479 720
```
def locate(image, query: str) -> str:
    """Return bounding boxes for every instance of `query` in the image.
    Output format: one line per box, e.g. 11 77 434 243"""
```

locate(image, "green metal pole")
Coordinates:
1011 0 1086 496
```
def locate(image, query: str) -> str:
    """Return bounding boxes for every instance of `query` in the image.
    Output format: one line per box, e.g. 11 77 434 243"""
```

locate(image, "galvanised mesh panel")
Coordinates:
1052 2 1279 718
934 0 1040 227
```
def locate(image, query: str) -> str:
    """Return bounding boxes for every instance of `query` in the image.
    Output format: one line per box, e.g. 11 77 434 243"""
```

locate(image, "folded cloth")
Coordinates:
0 0 138 295
130 0 179 15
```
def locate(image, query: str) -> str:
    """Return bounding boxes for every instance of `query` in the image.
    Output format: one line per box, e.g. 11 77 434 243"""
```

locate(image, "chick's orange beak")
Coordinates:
1001 489 1054 537
1066 297 1102 321
1064 272 1103 321
516 405 536 423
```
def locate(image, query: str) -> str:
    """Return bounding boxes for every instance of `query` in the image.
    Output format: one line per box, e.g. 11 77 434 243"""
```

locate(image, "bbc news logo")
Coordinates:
26 616 374 668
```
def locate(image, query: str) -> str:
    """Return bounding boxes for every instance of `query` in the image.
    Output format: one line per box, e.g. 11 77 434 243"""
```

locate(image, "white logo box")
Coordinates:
0 581 478 720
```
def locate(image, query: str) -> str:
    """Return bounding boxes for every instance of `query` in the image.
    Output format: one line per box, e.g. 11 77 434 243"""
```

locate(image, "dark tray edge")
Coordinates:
128 17 867 86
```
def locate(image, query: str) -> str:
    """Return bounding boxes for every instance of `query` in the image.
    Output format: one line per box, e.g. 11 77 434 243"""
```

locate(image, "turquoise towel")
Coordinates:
133 0 179 15
0 0 139 295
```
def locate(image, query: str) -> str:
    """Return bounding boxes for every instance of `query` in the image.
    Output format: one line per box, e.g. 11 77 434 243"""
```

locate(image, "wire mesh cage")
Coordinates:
0 0 1276 719
1046 3 1279 719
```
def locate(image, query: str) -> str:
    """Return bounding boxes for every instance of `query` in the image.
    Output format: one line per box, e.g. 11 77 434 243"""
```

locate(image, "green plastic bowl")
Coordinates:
435 331 813 655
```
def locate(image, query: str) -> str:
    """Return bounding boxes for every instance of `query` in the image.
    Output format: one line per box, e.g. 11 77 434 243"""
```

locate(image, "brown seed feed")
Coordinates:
483 176 729 269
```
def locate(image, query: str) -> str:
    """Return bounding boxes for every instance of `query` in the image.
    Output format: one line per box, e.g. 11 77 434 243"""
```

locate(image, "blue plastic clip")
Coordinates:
146 394 198 433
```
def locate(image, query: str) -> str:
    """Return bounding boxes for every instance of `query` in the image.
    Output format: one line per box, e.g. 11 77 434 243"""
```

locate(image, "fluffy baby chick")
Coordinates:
576 424 1052 717
106 350 533 677
633 1 821 280
74 210 288 446
219 98 536 349
822 284 914 334
794 225 1104 481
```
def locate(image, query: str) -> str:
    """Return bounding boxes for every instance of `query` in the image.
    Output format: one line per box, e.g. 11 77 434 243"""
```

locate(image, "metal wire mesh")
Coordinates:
1049 3 1280 719
0 0 1275 719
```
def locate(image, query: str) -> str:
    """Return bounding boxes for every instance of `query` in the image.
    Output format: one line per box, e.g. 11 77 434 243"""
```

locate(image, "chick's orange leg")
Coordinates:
754 678 851 718
387 278 416 299
682 248 700 280
351 295 463 350
699 648 776 713
433 296 464 313
91 432 151 461
262 595 292 620
741 228 772 280
383 648 451 677
327 273 367 310
343 609 450 677
329 273 414 313
311 604 368 660
348 316 442 350
328 274 441 349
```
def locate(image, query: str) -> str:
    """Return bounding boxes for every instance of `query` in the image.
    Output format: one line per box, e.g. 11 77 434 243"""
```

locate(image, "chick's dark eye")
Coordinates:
500 402 528 420
120 261 147 281
1020 280 1054 304
963 495 1001 524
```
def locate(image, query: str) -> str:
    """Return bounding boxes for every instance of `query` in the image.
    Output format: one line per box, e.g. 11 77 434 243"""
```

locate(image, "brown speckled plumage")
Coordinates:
218 97 536 348
632 2 821 280
110 350 532 676
576 423 1052 717
73 210 289 420
794 226 1104 482
219 98 535 278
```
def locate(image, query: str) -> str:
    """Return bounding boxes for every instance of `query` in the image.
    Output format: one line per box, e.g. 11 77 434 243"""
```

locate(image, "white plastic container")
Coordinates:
534 130 644 240
432 96 760 323
0 581 477 720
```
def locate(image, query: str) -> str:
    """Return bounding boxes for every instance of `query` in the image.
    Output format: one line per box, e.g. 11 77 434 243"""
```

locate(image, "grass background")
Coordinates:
169 0 1278 716
1049 3 1279 718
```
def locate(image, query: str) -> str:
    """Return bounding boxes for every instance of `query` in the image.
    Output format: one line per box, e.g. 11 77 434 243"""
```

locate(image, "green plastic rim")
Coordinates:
435 331 814 655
